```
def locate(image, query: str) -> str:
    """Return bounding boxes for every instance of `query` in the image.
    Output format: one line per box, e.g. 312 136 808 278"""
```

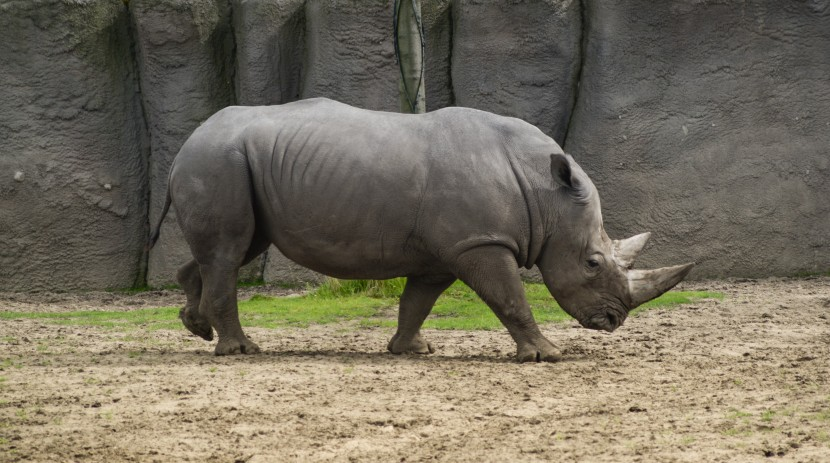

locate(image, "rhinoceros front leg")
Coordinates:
452 246 562 363
388 275 455 355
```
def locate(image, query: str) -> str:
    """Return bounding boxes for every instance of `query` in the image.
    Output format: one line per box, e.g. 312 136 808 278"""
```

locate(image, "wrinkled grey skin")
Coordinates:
149 98 693 362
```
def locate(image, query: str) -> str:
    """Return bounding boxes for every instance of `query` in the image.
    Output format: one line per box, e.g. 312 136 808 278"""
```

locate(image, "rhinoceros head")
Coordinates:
536 154 694 332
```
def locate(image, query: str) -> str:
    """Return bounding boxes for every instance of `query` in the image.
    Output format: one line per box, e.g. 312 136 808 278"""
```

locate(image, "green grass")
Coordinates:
0 280 721 331
239 294 388 328
721 427 753 437
0 307 183 331
791 269 830 278
418 281 573 330
314 277 406 298
630 290 724 316
0 359 20 370
726 409 752 419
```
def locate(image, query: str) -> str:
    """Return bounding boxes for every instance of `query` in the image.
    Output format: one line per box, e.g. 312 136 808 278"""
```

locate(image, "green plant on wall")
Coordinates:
394 0 425 114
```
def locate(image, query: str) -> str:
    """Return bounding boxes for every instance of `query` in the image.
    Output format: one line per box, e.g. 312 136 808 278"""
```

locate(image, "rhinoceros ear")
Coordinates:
550 153 575 189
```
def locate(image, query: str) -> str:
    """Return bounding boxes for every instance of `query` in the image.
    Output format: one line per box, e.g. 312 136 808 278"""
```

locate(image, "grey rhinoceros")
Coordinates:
149 98 693 362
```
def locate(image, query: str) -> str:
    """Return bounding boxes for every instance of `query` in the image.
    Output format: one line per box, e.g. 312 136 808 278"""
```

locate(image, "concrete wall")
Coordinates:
0 0 828 290
564 0 830 278
130 0 245 286
0 0 148 291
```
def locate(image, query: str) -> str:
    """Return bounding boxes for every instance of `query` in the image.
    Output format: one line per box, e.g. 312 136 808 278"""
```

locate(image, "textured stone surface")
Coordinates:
566 0 830 278
0 0 148 291
130 0 239 286
451 0 581 143
301 0 399 111
422 0 454 111
2 0 829 290
233 0 306 106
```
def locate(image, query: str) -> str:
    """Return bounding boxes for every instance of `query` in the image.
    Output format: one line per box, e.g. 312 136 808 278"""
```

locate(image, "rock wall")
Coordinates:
232 0 306 106
0 0 828 290
565 0 830 278
451 0 581 144
130 0 247 286
0 0 148 291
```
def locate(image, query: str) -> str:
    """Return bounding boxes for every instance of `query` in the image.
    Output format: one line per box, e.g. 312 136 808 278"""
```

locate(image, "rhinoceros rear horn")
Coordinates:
613 232 651 268
628 263 695 308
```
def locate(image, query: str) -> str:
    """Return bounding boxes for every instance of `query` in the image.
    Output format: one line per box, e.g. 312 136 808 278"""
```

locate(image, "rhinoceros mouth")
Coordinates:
581 313 621 332
579 302 627 332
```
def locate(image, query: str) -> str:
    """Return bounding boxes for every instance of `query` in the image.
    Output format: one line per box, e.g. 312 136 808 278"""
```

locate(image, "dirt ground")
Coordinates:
1 277 829 462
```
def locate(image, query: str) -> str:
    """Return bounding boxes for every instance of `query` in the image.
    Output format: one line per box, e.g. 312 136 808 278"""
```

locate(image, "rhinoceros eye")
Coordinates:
585 255 605 275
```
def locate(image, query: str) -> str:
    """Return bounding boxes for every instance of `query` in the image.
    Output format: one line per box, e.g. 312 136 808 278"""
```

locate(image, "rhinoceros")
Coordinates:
148 98 693 362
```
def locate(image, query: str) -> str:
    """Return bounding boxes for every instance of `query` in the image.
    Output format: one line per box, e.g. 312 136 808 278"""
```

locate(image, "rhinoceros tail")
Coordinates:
146 187 172 251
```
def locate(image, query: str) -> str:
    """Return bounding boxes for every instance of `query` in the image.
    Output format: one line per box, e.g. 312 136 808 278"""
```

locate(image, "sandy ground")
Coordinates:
1 277 829 462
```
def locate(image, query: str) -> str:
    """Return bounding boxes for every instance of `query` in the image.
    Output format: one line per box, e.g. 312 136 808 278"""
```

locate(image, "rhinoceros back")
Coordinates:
189 98 554 279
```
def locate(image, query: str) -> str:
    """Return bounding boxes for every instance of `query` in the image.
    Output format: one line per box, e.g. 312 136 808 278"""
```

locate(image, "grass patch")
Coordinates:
237 278 267 288
726 409 752 420
419 281 572 330
722 427 752 437
0 359 20 370
0 307 183 331
0 280 720 331
791 269 830 278
630 290 723 316
313 278 406 298
239 294 388 328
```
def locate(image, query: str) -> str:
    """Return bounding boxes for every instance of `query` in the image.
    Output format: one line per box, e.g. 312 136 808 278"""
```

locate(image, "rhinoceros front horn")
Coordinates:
628 263 695 308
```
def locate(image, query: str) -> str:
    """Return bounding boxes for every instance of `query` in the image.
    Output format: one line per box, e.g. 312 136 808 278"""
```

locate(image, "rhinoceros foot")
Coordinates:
179 307 213 341
215 337 261 356
387 333 434 355
516 339 562 363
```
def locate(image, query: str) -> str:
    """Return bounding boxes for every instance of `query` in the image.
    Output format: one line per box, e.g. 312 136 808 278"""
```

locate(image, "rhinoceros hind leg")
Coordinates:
452 246 562 363
179 306 213 341
387 275 455 355
210 234 271 354
197 262 261 356
177 259 213 341
174 150 265 355
176 233 271 344
387 332 434 355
